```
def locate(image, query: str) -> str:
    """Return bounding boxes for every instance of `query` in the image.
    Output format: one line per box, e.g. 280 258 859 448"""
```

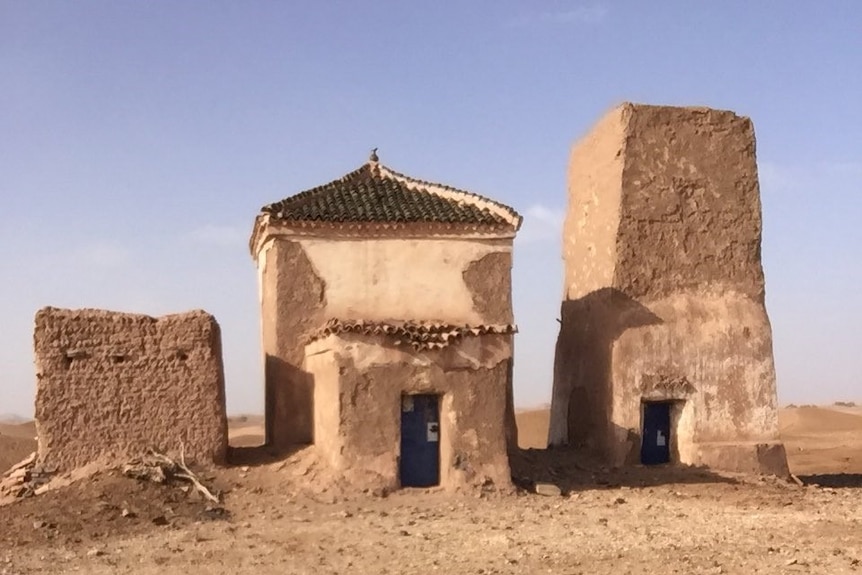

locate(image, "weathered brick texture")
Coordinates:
34 308 228 471
550 103 787 476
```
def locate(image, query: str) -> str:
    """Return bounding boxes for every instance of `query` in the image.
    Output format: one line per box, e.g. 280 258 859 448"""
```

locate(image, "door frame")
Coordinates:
399 393 442 487
640 399 674 465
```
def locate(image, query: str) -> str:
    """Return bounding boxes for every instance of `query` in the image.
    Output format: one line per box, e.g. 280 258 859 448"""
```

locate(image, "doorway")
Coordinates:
641 401 671 465
399 394 440 487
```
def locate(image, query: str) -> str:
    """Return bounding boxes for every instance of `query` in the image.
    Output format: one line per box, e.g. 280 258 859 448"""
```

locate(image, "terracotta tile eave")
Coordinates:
253 218 517 248
305 318 518 351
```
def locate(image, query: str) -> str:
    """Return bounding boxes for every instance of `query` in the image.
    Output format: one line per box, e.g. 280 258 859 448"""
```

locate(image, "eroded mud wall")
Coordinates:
305 333 513 491
34 308 228 471
550 103 786 475
258 239 326 447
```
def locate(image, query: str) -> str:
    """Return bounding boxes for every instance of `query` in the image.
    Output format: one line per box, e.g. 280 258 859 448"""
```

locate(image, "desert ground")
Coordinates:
1 404 861 574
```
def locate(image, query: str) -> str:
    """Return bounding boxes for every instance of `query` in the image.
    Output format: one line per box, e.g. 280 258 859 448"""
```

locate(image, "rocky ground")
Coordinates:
0 406 859 574
1 462 861 575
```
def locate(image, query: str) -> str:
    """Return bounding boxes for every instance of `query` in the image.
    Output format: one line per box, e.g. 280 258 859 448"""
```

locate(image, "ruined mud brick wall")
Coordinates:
254 234 518 449
549 103 788 475
34 308 228 472
305 331 513 491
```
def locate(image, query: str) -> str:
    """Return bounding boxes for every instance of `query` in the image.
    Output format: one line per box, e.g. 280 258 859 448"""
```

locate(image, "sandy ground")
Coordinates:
0 422 36 474
0 405 860 574
225 415 265 448
779 405 862 475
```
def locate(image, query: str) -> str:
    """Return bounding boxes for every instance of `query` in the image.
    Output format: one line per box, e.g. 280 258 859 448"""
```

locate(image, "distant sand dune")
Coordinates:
229 426 265 448
515 409 550 449
0 423 37 473
779 405 862 434
779 406 862 475
227 415 265 448
0 421 36 440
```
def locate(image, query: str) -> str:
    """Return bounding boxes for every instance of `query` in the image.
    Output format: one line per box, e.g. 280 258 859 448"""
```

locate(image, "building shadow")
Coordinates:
264 354 315 450
509 445 737 493
227 443 307 467
554 287 663 460
226 355 314 467
796 473 862 488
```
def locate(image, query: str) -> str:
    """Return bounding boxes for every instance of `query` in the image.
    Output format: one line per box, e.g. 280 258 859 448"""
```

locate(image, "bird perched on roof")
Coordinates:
370 147 379 162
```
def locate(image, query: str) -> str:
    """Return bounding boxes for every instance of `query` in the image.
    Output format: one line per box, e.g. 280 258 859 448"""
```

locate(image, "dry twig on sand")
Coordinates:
122 445 220 504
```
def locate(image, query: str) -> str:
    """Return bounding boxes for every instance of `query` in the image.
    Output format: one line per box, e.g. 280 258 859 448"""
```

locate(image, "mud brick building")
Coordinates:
33 307 228 472
250 153 522 489
549 103 788 476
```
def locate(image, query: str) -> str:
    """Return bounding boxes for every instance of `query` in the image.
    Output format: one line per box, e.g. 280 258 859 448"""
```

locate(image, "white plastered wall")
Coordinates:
298 237 510 324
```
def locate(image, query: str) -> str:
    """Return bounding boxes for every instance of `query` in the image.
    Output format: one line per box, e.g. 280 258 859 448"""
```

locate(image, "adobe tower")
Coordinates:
549 103 788 475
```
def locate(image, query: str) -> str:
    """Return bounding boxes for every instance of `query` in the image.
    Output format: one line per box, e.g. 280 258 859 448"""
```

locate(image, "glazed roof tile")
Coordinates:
260 160 521 230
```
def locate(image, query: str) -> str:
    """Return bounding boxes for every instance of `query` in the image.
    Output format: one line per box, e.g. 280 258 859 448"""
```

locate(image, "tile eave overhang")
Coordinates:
249 213 518 258
305 318 518 351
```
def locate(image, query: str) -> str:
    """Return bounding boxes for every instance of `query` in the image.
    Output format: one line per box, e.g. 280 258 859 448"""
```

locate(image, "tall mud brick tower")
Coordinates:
549 103 788 476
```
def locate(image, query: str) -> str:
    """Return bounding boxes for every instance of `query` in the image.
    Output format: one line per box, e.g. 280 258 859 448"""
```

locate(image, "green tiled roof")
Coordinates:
260 161 521 229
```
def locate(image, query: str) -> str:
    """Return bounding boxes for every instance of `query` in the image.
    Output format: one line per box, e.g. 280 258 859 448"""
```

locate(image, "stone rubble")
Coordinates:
0 453 53 499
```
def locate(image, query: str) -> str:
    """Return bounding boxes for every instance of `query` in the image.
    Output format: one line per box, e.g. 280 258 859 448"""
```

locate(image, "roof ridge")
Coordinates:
257 159 521 232
377 163 522 230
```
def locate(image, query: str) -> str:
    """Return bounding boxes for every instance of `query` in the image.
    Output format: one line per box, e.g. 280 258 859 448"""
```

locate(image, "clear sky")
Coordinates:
1 2 860 416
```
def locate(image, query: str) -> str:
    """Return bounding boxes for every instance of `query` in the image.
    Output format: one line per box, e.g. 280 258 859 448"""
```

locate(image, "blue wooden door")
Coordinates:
400 394 440 487
641 402 671 465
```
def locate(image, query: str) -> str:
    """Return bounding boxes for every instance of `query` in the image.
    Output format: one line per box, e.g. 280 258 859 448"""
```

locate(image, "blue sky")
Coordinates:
1 1 860 416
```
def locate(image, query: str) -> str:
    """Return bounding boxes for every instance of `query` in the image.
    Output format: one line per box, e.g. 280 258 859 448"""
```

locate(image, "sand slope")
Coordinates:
779 405 862 475
514 409 550 450
0 422 37 472
780 405 862 434
0 422 36 439
227 415 265 448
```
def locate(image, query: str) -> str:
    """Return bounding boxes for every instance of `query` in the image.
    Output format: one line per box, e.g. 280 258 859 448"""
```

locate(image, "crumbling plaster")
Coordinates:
305 333 513 491
270 235 514 324
255 230 516 448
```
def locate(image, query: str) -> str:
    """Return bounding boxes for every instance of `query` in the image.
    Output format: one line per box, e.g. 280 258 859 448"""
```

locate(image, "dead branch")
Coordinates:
123 446 220 504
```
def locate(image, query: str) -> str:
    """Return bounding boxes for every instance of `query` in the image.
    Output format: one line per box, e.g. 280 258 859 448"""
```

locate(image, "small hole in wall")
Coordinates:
176 351 188 361
111 354 126 364
63 349 89 368
742 327 751 339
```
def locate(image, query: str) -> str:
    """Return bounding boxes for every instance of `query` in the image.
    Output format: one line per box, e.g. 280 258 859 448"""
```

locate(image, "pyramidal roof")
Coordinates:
259 155 522 231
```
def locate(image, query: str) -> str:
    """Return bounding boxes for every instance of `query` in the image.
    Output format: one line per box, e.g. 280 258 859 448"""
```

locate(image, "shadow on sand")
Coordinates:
796 473 862 488
227 444 307 467
509 446 737 494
